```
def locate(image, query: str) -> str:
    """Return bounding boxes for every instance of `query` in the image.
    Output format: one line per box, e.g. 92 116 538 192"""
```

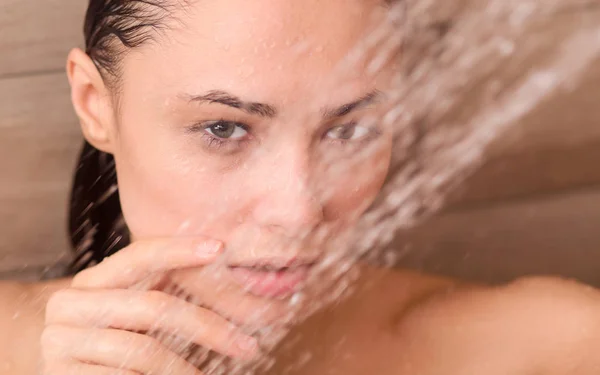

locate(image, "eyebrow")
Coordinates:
322 90 384 119
182 90 278 118
181 89 383 119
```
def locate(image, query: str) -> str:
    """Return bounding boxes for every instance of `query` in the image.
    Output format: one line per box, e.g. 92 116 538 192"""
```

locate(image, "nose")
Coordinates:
251 146 324 237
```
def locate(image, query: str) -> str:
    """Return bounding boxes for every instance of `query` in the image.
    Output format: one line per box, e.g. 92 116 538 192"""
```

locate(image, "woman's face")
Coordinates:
97 0 397 302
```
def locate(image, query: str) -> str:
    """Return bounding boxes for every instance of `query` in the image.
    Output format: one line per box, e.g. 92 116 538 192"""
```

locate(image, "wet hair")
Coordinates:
69 0 178 273
68 141 127 273
84 0 183 82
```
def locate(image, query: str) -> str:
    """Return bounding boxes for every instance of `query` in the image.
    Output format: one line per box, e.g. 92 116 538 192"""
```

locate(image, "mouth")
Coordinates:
227 259 316 299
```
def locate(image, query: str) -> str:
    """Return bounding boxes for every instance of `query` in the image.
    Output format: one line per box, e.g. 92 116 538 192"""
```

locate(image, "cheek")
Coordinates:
115 161 209 239
112 128 246 239
322 140 392 220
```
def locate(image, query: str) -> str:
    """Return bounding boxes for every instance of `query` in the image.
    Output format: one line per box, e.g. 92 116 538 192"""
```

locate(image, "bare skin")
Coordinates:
1 0 600 374
264 269 600 375
1 267 600 374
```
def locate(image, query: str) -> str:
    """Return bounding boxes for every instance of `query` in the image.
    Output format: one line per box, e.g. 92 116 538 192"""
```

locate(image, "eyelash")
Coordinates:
187 119 252 151
186 119 381 152
323 122 382 147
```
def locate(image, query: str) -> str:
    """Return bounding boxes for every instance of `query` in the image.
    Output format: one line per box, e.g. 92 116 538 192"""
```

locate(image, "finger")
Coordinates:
43 361 141 375
171 268 291 328
72 237 223 289
46 289 258 359
42 325 205 375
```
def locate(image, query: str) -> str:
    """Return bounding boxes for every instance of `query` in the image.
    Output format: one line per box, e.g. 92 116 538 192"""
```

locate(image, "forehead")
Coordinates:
121 0 394 109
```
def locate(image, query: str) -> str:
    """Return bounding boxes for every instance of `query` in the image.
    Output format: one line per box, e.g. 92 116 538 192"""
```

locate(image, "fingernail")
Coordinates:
196 240 223 256
236 336 258 353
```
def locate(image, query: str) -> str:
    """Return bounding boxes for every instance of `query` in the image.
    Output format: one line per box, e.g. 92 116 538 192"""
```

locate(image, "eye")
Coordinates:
204 120 248 140
325 123 371 141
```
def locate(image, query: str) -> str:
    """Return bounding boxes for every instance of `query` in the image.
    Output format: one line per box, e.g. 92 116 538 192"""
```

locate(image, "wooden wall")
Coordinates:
0 0 86 278
0 1 599 283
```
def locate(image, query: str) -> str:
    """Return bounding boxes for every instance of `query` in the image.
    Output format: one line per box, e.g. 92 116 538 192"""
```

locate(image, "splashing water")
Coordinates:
356 0 600 259
76 1 600 374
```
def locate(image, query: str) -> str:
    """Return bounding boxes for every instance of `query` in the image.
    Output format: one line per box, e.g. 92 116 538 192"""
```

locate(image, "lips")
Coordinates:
228 264 312 298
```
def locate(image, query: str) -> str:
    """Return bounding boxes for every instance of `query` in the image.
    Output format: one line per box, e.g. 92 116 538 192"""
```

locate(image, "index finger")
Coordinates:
71 237 222 289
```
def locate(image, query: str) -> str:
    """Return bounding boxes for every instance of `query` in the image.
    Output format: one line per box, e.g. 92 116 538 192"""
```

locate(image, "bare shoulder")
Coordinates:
501 277 600 374
396 275 600 374
502 276 600 327
0 279 70 375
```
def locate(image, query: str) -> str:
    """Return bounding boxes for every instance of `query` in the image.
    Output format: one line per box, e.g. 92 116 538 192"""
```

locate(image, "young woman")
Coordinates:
0 0 599 374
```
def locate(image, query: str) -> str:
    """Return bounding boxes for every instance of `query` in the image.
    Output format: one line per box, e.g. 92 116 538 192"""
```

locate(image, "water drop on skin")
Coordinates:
289 292 303 306
177 220 192 233
498 39 515 56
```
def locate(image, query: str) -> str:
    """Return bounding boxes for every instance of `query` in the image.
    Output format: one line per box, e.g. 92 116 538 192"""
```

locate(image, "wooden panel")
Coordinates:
396 188 600 286
0 190 71 273
452 139 600 206
0 72 81 196
0 0 86 77
0 72 81 273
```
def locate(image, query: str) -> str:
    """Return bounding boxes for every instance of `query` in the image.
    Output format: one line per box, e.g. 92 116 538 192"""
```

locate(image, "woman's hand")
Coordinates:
41 237 259 375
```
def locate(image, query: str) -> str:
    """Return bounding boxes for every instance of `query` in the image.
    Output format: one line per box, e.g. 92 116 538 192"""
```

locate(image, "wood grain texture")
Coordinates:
396 188 600 286
0 72 81 273
0 190 71 274
0 72 81 196
0 0 86 77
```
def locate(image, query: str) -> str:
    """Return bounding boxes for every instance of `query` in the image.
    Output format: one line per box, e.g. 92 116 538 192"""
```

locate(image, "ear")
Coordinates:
66 48 116 154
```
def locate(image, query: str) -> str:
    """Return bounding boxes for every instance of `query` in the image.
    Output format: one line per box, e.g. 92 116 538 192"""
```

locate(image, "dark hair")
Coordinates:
69 0 174 273
68 142 128 273
84 0 181 82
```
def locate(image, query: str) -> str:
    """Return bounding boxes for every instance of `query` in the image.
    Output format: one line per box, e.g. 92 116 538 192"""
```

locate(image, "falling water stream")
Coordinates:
55 0 600 374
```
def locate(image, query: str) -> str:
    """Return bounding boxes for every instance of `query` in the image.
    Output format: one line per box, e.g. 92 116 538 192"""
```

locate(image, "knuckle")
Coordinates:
131 334 165 359
143 290 177 313
40 325 68 359
191 307 225 332
40 325 63 347
45 289 76 316
71 269 93 287
107 241 149 268
124 241 146 257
